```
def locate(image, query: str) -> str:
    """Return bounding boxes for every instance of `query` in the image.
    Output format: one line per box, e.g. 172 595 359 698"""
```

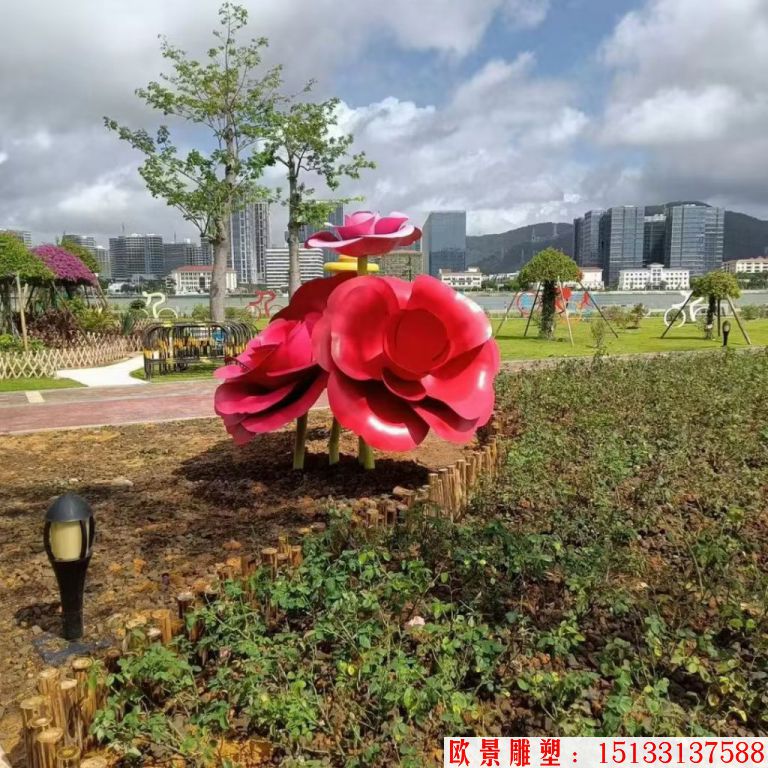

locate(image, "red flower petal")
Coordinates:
327 371 429 451
239 371 329 434
373 213 409 234
214 379 296 416
326 277 399 380
412 399 478 444
384 308 449 378
273 274 352 321
407 276 491 357
382 368 426 401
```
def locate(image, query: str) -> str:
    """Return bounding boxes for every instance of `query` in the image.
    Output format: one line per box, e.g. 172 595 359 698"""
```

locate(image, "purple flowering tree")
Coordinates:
32 245 98 287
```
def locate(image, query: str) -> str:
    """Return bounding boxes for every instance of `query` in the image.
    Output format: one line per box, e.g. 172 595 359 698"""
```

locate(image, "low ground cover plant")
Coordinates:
95 351 768 766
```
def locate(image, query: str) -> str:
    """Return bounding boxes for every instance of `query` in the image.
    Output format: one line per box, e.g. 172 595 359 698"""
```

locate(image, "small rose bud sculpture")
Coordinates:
215 211 499 471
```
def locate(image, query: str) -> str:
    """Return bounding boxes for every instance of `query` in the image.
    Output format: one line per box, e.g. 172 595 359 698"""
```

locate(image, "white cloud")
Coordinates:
594 0 768 216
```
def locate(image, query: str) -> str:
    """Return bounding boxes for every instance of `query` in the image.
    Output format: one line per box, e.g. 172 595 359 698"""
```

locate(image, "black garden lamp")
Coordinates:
43 493 95 640
722 320 731 347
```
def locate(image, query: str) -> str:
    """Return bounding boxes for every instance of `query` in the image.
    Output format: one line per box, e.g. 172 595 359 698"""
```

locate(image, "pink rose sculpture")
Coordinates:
214 274 351 445
305 211 421 258
312 274 500 451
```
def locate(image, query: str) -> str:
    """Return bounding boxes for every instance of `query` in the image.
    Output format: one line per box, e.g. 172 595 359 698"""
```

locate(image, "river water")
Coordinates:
106 290 768 316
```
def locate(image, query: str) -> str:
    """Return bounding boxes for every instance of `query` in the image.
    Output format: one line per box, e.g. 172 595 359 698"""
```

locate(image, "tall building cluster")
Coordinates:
423 211 467 277
573 203 725 287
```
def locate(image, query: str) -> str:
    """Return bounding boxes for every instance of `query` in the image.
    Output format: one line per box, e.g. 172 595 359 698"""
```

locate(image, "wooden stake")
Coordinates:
59 680 81 749
37 669 63 729
523 285 541 338
35 726 63 768
558 278 575 347
21 697 47 768
151 609 173 645
727 295 752 345
428 473 440 505
123 618 147 652
147 627 163 644
80 759 107 768
261 547 278 579
71 659 95 737
176 591 195 620
56 745 80 768
15 272 29 352
290 545 303 567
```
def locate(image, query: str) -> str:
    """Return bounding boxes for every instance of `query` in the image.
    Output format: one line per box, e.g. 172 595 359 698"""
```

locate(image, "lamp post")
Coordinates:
723 320 731 347
43 493 95 640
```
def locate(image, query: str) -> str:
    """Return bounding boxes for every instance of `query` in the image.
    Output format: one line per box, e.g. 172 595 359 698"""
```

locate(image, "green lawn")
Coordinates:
494 315 767 359
0 377 82 393
130 364 218 382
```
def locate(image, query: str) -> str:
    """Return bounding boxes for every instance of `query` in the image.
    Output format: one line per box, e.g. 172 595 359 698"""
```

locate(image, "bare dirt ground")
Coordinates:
0 414 469 760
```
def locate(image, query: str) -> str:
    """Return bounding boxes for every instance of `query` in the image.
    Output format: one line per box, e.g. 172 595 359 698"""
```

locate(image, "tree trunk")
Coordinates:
539 281 557 340
210 125 237 322
210 222 229 323
287 173 301 298
705 294 717 340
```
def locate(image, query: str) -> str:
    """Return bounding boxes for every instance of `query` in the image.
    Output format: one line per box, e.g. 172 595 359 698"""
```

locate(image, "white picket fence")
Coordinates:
0 334 143 379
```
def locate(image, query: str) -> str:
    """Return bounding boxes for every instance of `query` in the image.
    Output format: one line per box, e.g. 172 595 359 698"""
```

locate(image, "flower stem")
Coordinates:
328 417 341 465
355 255 375 470
293 413 308 470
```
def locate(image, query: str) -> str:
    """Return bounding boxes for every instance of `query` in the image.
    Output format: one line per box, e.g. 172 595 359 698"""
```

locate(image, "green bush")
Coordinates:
741 305 759 321
95 353 768 764
590 317 608 348
0 333 45 352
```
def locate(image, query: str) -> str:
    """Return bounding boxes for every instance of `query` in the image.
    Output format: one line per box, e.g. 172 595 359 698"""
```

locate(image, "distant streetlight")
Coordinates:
723 320 731 347
43 493 95 640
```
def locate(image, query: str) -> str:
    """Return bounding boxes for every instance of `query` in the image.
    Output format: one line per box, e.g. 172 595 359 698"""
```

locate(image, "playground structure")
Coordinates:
246 289 277 320
141 321 251 379
496 282 618 344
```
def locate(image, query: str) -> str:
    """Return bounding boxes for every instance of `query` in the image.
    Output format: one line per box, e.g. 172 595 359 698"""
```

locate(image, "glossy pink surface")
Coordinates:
313 274 500 450
214 275 351 444
305 210 422 258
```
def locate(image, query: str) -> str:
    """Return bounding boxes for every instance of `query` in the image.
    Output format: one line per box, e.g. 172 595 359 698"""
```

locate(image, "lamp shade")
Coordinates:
44 493 95 562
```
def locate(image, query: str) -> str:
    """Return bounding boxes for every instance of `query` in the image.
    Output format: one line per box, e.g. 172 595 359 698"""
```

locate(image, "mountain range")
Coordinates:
467 206 768 274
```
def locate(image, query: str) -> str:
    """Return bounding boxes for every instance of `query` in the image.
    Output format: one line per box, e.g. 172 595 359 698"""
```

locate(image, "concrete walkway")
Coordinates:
57 354 146 388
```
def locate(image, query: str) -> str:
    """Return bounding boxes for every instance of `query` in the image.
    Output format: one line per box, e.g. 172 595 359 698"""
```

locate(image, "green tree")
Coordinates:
518 248 581 339
105 3 281 321
691 271 741 339
264 97 374 296
0 233 54 333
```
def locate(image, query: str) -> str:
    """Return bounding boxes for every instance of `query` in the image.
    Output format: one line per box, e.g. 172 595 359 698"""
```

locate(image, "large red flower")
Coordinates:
312 275 500 451
215 274 350 444
305 211 421 258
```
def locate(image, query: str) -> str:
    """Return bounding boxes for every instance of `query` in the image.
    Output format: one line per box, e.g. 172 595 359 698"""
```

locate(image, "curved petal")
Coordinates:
342 211 377 235
214 379 296 416
262 321 314 377
327 371 429 451
373 214 409 235
382 368 426 401
407 276 491 357
273 273 353 321
384 308 449 378
240 371 329 434
397 226 422 248
422 340 500 421
310 311 334 373
305 231 343 249
412 399 478 444
325 277 399 380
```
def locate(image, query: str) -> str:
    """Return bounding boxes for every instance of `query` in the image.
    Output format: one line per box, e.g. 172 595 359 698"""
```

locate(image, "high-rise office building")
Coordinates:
93 246 110 277
163 240 204 274
108 234 164 281
598 206 645 287
230 201 270 286
573 209 604 268
643 214 667 266
1 228 32 247
264 247 324 290
423 211 466 277
665 204 725 277
200 237 214 266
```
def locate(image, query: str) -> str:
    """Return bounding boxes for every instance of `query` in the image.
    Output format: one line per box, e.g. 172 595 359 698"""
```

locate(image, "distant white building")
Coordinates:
439 267 483 290
575 267 604 290
723 257 768 274
618 263 689 291
170 265 237 294
265 247 324 291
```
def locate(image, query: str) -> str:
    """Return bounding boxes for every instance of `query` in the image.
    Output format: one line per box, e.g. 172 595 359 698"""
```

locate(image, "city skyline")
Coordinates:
0 1 766 247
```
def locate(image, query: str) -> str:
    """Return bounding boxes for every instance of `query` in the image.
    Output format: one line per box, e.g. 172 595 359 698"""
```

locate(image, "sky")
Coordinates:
1 0 767 247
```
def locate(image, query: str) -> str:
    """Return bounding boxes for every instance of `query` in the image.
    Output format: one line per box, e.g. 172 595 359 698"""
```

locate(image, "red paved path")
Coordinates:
0 381 329 435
